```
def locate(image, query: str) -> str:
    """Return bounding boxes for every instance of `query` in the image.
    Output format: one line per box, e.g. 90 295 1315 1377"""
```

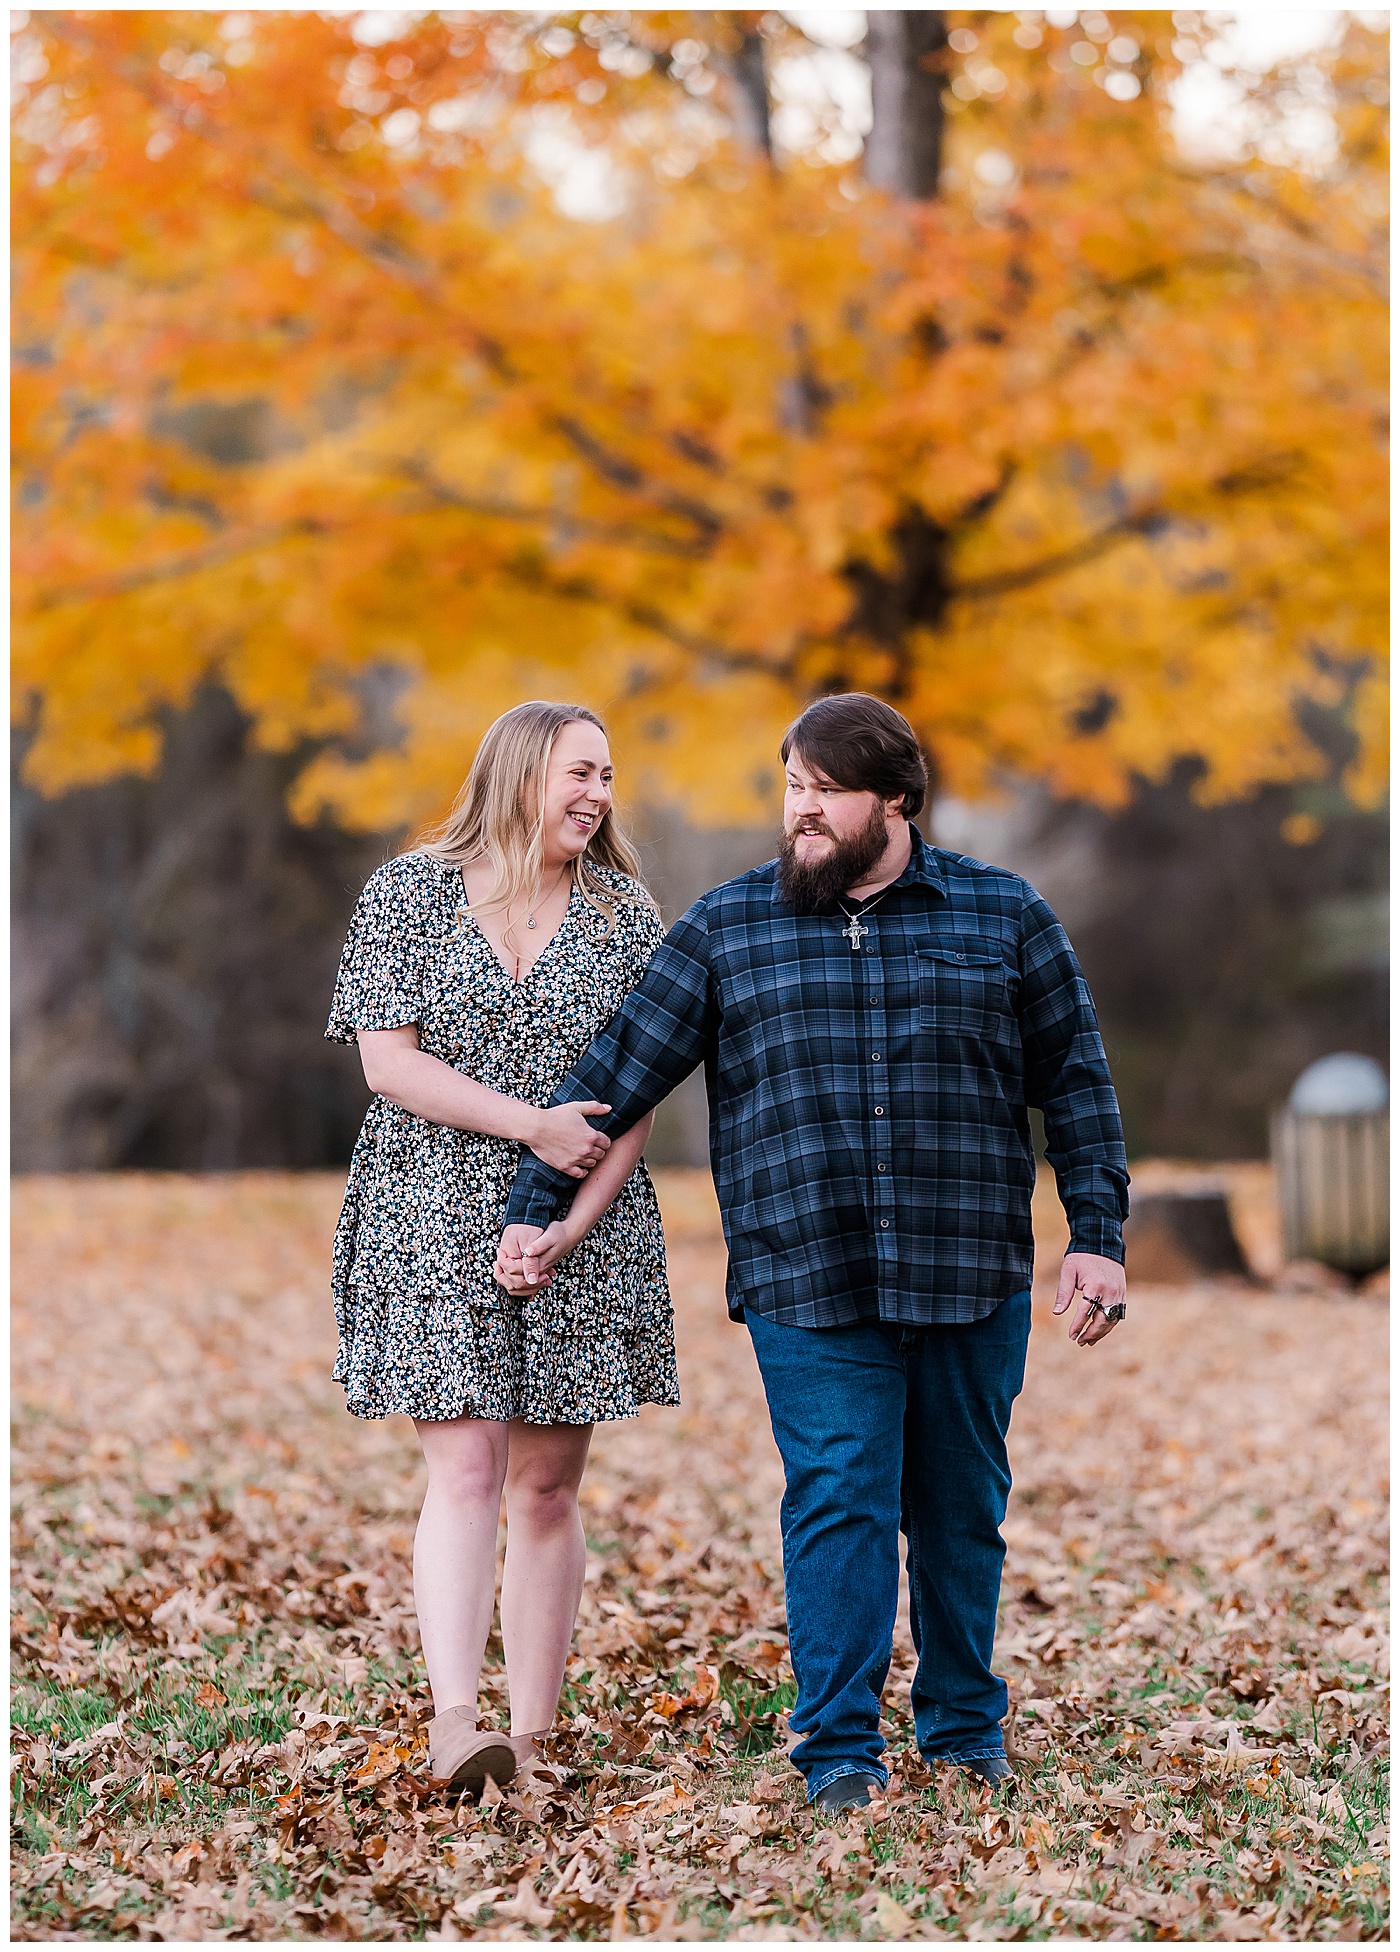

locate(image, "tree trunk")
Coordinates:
11 686 390 1171
725 25 772 157
842 506 952 697
863 11 947 200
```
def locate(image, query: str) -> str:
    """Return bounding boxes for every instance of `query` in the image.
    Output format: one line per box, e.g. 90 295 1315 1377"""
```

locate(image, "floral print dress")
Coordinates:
325 850 678 1424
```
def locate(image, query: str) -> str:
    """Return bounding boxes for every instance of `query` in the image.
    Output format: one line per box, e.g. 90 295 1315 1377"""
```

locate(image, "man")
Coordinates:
499 693 1129 1812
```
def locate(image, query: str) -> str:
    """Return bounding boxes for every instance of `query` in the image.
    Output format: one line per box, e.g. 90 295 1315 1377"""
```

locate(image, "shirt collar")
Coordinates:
769 822 948 903
897 824 948 896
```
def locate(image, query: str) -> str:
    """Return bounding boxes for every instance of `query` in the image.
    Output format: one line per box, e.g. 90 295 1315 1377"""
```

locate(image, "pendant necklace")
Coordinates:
525 864 571 930
837 882 895 951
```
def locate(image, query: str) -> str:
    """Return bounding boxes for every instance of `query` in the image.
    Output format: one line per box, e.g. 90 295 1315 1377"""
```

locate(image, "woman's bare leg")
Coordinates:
500 1422 595 1735
413 1417 510 1715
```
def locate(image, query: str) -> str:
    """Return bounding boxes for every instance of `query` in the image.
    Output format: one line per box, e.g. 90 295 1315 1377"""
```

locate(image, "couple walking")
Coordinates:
327 694 1129 1811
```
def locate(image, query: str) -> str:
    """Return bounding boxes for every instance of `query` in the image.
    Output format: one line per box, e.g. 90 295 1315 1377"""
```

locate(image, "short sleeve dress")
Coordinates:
325 850 679 1425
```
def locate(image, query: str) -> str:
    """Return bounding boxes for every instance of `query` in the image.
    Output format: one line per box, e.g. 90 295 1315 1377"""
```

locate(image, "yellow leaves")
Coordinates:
1343 668 1390 810
10 11 1388 826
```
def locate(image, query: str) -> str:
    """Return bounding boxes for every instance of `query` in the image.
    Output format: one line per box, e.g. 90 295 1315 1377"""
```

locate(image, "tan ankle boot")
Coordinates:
427 1706 516 1800
509 1728 552 1770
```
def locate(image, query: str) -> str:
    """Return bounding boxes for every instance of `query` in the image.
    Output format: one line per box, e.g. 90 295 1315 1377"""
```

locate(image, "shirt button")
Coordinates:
875 1106 885 1116
872 1052 881 1062
877 1162 887 1172
880 1218 890 1228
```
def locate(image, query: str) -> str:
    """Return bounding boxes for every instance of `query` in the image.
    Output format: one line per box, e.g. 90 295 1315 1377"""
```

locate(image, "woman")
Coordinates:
325 701 677 1799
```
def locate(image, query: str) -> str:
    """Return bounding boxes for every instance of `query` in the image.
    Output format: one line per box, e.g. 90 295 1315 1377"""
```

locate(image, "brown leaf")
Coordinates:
495 1878 554 1927
11 1172 1388 1943
871 1891 915 1937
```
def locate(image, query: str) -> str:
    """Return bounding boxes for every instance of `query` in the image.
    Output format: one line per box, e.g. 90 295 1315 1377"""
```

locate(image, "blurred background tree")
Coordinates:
11 9 1389 1169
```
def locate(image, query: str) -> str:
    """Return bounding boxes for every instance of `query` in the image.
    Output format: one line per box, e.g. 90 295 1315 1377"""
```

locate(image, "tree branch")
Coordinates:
497 557 797 686
951 508 1168 602
26 522 325 611
947 460 1017 533
548 415 726 539
951 456 1305 602
400 458 712 557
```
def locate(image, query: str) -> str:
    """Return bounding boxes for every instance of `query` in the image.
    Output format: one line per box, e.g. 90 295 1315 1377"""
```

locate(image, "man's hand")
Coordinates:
1053 1252 1127 1348
495 1221 577 1293
526 1102 613 1178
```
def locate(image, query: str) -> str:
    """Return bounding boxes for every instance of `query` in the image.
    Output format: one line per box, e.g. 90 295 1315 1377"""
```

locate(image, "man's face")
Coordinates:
783 752 895 863
776 749 906 911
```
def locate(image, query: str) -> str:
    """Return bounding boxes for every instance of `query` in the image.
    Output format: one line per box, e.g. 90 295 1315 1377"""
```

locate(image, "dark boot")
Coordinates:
812 1771 882 1812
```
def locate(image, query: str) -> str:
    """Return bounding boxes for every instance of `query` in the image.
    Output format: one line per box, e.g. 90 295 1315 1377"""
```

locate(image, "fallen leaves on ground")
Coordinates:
11 1170 1390 1941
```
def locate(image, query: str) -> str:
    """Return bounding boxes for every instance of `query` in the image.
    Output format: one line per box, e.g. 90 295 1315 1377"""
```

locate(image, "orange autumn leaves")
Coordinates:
11 12 1388 830
10 1172 1390 1939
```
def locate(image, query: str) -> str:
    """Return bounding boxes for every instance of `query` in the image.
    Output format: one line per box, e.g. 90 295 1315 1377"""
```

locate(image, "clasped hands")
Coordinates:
495 1099 612 1294
496 1222 569 1295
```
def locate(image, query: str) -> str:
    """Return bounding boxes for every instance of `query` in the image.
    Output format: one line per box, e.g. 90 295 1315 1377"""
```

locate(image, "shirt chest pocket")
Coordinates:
917 938 1013 1036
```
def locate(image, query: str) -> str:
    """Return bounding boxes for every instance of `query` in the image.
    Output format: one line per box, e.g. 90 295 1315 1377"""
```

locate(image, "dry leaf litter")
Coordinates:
11 1169 1388 1940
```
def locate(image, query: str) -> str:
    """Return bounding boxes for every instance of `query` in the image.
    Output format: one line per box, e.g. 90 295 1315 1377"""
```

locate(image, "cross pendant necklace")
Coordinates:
837 883 894 951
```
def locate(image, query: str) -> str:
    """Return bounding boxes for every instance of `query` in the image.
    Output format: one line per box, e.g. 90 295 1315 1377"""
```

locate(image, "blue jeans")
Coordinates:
746 1293 1031 1800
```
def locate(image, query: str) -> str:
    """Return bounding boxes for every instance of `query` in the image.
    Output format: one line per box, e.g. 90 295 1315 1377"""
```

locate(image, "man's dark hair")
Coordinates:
780 693 930 819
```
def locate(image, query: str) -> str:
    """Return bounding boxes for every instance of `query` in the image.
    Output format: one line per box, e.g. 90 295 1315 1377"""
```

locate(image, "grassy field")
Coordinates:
10 1169 1389 1941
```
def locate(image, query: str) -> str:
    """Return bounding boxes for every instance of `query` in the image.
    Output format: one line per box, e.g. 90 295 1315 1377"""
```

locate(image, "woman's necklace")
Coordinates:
464 863 572 980
836 882 896 951
525 864 571 930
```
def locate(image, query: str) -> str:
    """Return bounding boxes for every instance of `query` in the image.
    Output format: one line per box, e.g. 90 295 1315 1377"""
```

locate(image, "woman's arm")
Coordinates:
495 1111 655 1291
357 1024 614 1179
556 1110 654 1244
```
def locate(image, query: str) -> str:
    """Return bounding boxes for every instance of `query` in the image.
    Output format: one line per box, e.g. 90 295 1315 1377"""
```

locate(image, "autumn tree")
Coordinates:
11 10 1389 836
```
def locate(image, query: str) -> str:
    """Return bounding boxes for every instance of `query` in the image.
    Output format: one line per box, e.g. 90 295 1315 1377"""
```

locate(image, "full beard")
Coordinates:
775 802 892 913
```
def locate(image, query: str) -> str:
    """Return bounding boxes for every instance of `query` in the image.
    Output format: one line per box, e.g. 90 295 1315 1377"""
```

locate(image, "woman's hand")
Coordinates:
526 1102 613 1177
495 1222 577 1293
354 1030 611 1171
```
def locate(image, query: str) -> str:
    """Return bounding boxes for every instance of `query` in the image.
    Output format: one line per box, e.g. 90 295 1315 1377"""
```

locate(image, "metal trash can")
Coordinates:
1272 1055 1389 1275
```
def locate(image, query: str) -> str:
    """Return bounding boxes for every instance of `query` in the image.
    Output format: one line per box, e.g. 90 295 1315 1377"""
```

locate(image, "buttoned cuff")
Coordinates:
1067 1218 1125 1263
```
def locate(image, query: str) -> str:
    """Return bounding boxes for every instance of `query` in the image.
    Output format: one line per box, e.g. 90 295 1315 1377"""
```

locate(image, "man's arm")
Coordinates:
503 901 718 1230
1018 889 1130 1264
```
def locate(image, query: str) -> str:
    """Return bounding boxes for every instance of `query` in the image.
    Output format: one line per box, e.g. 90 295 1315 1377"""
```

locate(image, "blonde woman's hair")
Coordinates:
419 702 651 950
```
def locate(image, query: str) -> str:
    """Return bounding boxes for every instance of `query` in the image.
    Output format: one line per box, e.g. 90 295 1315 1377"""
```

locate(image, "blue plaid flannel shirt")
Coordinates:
504 826 1129 1326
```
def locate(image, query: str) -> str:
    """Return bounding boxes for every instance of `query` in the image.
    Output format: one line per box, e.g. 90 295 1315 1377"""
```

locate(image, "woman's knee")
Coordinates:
508 1475 582 1531
505 1434 590 1528
419 1422 508 1509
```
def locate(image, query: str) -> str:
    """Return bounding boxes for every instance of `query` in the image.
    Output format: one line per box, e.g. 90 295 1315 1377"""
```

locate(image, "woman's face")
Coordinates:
540 720 614 865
